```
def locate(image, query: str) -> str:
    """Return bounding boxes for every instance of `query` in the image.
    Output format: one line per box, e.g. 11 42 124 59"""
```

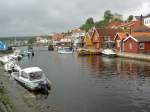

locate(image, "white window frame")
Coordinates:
21 71 28 79
139 43 145 49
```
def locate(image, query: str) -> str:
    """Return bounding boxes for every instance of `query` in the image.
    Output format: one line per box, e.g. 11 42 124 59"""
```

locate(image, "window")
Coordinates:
21 71 28 79
129 43 132 49
139 43 145 49
29 72 43 81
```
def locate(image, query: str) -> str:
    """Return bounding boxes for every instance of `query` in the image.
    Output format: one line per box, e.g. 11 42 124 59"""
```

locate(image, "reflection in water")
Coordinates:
4 47 150 112
28 91 49 100
78 55 150 79
76 56 150 112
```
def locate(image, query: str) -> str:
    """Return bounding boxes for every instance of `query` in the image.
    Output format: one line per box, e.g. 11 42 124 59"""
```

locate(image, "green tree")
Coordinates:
86 17 94 24
80 24 94 32
103 10 113 25
28 37 36 44
95 10 113 28
80 17 95 31
95 20 105 28
113 18 123 22
128 15 133 22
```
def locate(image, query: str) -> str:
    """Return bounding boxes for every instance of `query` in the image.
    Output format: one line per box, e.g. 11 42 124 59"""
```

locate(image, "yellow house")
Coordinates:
83 33 94 49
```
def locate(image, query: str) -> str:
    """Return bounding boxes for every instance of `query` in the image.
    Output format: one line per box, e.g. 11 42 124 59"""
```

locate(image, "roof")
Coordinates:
119 21 142 28
22 67 42 73
134 16 141 20
52 33 64 41
107 22 125 28
114 32 127 40
132 32 150 36
133 25 150 32
107 20 142 29
124 35 150 42
144 14 150 18
71 29 85 33
96 28 122 37
134 36 150 42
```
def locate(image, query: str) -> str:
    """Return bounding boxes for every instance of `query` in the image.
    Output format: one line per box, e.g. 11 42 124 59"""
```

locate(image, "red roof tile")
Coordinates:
96 28 122 38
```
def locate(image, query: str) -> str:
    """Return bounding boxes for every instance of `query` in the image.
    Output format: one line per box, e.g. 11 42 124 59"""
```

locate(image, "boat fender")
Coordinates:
32 52 34 56
39 82 49 94
8 70 12 74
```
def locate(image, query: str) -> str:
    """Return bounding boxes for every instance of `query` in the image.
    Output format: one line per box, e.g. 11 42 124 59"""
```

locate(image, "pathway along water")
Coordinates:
1 46 150 112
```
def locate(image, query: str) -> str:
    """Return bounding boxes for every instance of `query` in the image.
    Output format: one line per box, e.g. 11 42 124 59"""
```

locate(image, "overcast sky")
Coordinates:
0 0 150 37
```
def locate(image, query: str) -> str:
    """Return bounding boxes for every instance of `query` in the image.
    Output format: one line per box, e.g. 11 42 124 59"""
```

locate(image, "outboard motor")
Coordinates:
39 82 49 94
32 52 34 56
8 70 12 74
12 66 19 72
17 56 22 61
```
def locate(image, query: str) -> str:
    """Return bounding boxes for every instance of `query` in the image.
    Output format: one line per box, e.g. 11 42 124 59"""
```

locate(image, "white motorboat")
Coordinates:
9 54 22 61
101 49 116 57
11 67 51 92
0 55 14 64
19 50 31 56
4 61 21 73
0 56 9 64
58 47 73 54
24 50 34 56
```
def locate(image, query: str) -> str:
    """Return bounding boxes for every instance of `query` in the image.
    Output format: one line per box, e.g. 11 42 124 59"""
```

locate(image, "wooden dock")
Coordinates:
116 52 150 61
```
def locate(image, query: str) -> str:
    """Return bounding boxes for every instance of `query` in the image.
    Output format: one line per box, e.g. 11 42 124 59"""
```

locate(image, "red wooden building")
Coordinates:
90 27 122 49
123 36 150 54
114 31 150 52
114 32 127 52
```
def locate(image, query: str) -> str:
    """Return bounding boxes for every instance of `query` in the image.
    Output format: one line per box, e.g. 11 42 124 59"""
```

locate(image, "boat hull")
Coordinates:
11 72 51 91
101 49 117 57
77 50 101 56
58 51 73 54
102 53 117 57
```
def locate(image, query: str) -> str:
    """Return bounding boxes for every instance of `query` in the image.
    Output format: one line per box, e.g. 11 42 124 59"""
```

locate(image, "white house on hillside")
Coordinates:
144 14 150 27
71 29 85 47
36 36 48 44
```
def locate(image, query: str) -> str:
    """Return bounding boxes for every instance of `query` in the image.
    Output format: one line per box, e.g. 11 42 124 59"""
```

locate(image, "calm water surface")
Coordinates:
17 47 150 112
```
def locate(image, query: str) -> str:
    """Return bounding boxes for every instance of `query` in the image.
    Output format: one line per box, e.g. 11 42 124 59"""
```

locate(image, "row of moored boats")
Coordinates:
55 46 116 57
0 49 51 94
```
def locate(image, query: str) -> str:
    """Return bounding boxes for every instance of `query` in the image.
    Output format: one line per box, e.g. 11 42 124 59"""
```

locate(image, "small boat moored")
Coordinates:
27 45 35 56
58 47 73 54
4 61 21 73
11 67 51 93
101 49 116 57
77 48 101 56
48 45 54 51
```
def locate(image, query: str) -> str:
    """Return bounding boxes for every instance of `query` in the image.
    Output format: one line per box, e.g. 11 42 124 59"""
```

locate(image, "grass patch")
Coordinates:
0 85 13 109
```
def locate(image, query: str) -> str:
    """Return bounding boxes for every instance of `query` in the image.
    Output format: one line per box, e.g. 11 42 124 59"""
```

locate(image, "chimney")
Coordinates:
140 14 143 26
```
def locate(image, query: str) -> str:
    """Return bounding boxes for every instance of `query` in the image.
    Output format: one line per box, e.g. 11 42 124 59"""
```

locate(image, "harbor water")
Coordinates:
1 46 150 112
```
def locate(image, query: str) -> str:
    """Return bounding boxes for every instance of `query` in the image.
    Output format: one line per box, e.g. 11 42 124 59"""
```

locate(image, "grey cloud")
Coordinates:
0 0 150 37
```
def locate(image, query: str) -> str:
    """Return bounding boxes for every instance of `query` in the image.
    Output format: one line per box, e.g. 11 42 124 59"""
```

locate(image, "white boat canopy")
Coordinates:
22 67 42 74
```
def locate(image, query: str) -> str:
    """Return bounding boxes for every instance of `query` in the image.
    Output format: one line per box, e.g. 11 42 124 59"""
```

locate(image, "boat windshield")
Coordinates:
64 48 72 51
29 71 44 81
